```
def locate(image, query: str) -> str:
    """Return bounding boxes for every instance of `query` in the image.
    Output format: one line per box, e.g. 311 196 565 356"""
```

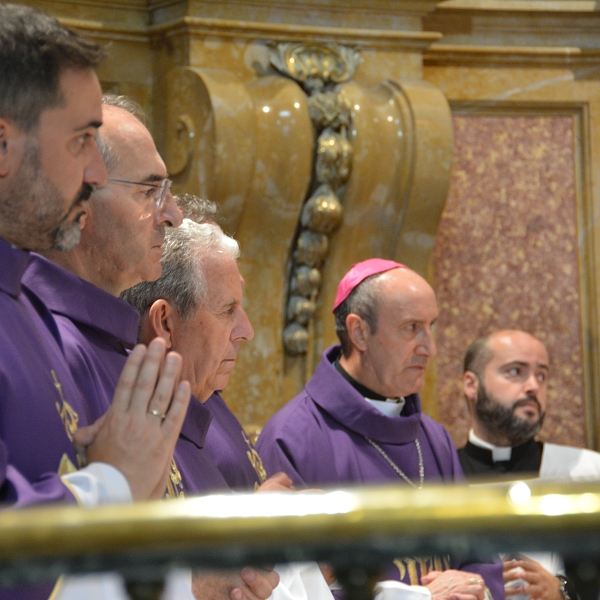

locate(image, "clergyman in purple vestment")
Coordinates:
0 9 191 600
28 101 279 600
123 213 337 600
257 260 504 600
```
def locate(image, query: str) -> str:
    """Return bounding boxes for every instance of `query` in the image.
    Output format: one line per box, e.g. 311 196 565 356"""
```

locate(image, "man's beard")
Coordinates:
475 381 545 447
0 136 90 252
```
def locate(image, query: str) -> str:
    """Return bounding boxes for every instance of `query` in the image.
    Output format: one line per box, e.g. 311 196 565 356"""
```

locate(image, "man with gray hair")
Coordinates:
123 217 338 600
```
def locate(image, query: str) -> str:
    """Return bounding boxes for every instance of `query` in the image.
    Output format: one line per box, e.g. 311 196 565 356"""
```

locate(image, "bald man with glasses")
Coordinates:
24 94 183 419
22 95 279 600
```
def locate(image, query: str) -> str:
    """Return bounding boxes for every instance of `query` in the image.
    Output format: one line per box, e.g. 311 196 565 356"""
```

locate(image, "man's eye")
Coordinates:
144 186 159 200
508 367 521 376
537 373 546 383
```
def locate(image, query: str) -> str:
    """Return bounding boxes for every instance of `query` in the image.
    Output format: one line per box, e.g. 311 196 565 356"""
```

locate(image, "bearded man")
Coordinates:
458 329 600 600
458 329 600 480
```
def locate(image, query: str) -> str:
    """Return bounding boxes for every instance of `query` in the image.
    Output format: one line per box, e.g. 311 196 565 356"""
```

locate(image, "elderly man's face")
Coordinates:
78 105 182 293
171 252 254 402
3 68 107 251
473 331 549 443
360 268 438 398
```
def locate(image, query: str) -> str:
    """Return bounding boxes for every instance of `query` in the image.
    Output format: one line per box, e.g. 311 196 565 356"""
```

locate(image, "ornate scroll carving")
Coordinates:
271 43 359 355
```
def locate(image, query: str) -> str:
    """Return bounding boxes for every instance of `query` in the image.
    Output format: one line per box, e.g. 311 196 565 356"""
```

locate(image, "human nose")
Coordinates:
523 372 540 396
233 307 254 342
155 189 183 228
417 327 437 359
85 139 108 189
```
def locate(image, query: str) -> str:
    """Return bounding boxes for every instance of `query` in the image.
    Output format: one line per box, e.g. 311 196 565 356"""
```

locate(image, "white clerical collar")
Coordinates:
365 396 406 418
469 429 512 462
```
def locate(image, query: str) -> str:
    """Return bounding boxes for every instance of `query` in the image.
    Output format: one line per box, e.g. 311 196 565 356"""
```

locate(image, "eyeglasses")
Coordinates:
107 178 173 210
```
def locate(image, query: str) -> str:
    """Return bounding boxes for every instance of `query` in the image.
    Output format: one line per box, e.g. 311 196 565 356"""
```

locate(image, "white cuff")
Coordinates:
374 580 432 600
272 563 335 600
61 462 132 507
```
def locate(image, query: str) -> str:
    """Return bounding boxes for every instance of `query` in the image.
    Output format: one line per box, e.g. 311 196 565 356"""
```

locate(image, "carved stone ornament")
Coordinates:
286 295 317 325
269 42 360 94
301 184 343 234
294 230 329 268
316 129 353 185
166 114 195 176
282 322 309 356
308 90 352 130
278 42 359 356
290 265 322 297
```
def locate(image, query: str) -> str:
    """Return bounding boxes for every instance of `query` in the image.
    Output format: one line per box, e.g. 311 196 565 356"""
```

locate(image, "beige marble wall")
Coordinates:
433 113 584 448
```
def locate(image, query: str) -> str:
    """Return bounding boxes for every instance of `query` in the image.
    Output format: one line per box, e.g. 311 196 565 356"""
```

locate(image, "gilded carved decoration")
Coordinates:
160 35 453 423
269 43 359 355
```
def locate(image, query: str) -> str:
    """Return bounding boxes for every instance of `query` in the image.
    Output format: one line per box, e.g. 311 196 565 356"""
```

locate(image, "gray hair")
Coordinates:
333 272 385 357
121 219 240 321
175 194 218 224
96 94 146 172
0 3 105 132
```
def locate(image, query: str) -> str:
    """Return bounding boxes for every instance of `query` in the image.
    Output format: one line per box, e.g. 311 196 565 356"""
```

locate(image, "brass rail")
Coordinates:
1 481 600 592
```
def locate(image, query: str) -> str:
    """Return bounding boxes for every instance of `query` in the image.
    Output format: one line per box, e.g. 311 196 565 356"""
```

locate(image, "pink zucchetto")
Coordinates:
332 258 406 311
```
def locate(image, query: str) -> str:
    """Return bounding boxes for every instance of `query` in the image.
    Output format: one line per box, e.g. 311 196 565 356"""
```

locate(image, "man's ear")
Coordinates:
345 313 371 352
146 300 176 349
0 119 24 178
462 371 479 408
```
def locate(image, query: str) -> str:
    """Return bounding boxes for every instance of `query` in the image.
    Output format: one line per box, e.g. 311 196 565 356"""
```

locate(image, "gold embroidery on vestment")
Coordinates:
243 430 267 483
52 370 79 442
58 454 78 475
393 556 452 585
165 459 185 499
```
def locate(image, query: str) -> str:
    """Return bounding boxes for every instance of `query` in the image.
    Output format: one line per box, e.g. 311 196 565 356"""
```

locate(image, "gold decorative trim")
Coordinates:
425 44 600 66
57 17 149 43
152 16 442 48
449 100 599 451
435 0 598 12
58 14 442 49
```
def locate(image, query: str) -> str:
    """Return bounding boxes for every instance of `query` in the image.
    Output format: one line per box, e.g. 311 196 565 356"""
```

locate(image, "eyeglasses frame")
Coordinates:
106 177 173 210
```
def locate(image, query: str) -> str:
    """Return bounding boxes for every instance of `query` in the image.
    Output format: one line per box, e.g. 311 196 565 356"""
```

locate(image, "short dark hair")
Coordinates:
0 3 105 132
463 335 493 377
333 272 384 357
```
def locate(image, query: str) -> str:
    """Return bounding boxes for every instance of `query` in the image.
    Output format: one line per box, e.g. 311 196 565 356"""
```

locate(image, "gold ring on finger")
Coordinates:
469 578 481 585
148 408 166 419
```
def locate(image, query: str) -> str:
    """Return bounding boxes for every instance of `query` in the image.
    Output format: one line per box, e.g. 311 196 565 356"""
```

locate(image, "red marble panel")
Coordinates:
433 114 585 449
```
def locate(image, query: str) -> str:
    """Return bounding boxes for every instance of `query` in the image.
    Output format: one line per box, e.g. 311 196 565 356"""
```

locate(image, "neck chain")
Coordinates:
364 437 424 489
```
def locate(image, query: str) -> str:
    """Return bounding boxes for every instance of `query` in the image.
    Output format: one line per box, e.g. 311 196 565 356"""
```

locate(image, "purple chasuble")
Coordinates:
23 254 217 497
24 254 139 419
175 397 229 495
205 393 266 491
257 345 503 599
0 240 93 600
0 241 82 505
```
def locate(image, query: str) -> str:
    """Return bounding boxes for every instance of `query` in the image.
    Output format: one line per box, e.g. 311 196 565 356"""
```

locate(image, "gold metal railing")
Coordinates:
2 480 600 598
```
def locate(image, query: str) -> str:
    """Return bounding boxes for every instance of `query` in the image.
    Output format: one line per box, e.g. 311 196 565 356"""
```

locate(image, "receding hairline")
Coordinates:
97 104 162 174
464 329 549 377
488 330 549 365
